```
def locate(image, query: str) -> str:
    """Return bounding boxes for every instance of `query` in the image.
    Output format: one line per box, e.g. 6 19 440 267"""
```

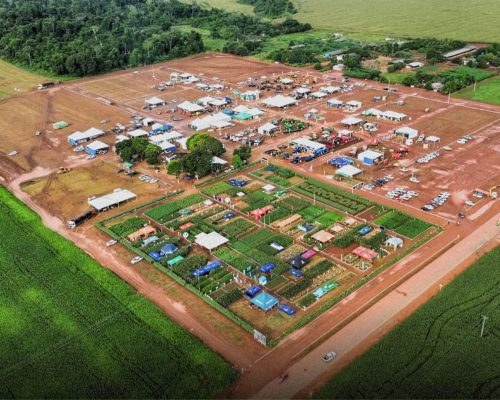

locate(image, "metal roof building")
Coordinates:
88 189 137 211
68 127 105 145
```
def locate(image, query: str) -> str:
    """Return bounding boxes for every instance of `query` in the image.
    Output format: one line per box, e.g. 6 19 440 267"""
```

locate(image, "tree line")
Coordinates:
237 0 296 18
0 0 310 77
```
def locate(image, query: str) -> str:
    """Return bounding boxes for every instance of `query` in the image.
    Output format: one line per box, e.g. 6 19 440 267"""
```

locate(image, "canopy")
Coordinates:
250 292 278 311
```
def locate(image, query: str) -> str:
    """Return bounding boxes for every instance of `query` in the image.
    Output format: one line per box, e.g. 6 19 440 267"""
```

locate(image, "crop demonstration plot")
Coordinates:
100 164 437 341
0 187 234 398
315 247 500 399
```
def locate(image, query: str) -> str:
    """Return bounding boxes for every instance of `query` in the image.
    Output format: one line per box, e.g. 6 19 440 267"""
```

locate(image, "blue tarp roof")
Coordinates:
328 157 353 167
278 304 296 315
251 292 278 311
246 285 261 297
259 263 275 273
289 269 303 278
149 251 163 261
161 243 178 254
143 235 159 246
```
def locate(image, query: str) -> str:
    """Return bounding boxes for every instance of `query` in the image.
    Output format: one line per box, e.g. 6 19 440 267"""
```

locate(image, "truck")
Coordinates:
37 82 56 90
67 210 96 229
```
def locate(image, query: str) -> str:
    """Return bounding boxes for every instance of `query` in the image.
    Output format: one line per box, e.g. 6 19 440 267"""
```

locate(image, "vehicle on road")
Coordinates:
278 373 289 384
323 351 337 362
106 239 117 247
130 256 143 265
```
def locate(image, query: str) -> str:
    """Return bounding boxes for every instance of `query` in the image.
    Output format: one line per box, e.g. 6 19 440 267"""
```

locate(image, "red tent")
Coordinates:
352 246 378 261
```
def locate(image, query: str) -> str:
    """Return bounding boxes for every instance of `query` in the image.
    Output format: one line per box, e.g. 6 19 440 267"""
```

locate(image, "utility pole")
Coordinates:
480 315 488 338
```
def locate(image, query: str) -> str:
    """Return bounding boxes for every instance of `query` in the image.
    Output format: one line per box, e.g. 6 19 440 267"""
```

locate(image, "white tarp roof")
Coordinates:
280 77 294 84
296 87 311 94
233 105 264 116
195 231 229 251
320 86 341 93
395 126 419 138
212 156 228 165
263 95 297 108
346 100 362 107
327 98 343 105
258 122 278 134
157 141 176 151
115 134 129 143
149 131 183 144
383 110 407 120
342 117 364 125
68 127 104 142
363 108 383 116
198 96 217 105
336 165 363 177
358 149 384 161
85 140 109 151
128 129 148 138
88 189 136 211
178 101 204 113
426 135 440 142
311 91 327 98
145 96 165 105
291 137 326 151
210 99 228 107
191 112 231 131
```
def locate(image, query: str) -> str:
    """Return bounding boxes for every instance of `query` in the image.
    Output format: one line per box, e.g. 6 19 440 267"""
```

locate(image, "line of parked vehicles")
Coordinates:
417 150 440 164
362 175 395 191
386 187 420 201
421 192 450 211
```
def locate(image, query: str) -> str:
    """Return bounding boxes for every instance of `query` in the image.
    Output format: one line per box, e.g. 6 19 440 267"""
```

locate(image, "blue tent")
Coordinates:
278 304 296 315
161 243 178 255
223 109 235 115
251 292 278 311
245 285 261 297
259 263 275 273
149 251 163 262
289 269 303 278
328 157 353 167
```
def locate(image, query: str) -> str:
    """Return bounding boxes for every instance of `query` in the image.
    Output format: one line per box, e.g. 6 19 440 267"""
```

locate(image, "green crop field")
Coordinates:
454 76 500 105
0 187 234 398
193 0 500 42
315 246 500 399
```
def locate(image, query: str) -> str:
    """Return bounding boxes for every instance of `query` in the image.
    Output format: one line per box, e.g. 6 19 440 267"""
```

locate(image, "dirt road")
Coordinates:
254 213 500 399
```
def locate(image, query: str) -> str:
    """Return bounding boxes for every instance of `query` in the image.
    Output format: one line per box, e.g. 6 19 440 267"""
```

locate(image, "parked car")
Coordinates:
106 239 117 247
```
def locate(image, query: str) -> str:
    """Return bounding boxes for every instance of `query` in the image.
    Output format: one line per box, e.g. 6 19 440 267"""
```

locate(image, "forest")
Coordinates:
0 0 310 76
237 0 296 18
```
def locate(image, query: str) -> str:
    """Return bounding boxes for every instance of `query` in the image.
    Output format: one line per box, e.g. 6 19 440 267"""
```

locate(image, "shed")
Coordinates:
128 129 148 138
425 135 441 143
258 122 278 135
88 189 136 212
145 96 166 108
312 230 334 244
327 99 344 108
178 101 204 114
287 255 309 269
239 90 260 101
263 95 297 108
336 165 363 178
395 127 419 139
53 121 69 130
275 214 301 230
142 235 159 246
194 232 229 251
84 140 109 156
358 149 384 165
291 137 326 152
342 117 364 127
262 184 276 193
310 91 327 99
345 100 362 110
250 292 278 312
320 86 341 94
127 226 156 242
68 127 105 145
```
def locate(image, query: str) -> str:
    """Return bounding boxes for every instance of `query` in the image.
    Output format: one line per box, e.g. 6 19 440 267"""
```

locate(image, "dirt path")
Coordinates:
254 213 500 399
7 172 266 369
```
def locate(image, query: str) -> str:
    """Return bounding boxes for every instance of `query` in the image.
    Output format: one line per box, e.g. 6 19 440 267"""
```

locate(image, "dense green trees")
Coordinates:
116 138 161 164
0 0 310 77
237 0 296 18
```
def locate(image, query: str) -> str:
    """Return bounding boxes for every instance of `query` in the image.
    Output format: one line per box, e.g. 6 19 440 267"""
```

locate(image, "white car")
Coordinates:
323 351 337 363
87 155 96 160
443 146 452 151
130 256 143 265
457 139 467 144
465 200 475 207
106 239 117 247
8 150 18 156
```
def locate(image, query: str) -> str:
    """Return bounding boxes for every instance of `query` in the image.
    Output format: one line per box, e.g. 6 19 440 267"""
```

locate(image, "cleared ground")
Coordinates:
315 246 500 399
0 59 48 98
194 0 500 42
454 76 500 106
0 186 235 398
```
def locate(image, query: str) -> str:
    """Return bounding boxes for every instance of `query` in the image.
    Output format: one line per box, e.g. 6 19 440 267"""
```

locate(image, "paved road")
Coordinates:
254 213 500 399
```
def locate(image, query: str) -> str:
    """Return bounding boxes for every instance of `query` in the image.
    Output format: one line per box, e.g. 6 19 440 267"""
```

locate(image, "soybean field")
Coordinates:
0 187 235 398
315 246 500 399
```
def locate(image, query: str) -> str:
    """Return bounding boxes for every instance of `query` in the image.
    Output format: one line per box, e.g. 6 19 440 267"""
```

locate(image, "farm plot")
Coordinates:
315 247 500 399
145 194 205 224
0 187 234 399
294 178 373 214
374 210 433 239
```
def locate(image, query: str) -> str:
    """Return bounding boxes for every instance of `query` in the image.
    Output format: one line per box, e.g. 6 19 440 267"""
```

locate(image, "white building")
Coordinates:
263 95 297 108
88 189 137 212
290 137 326 152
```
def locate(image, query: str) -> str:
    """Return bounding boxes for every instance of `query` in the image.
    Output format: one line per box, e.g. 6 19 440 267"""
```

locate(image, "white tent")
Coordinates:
342 117 364 126
145 96 166 107
178 101 204 113
212 156 228 165
128 129 148 138
195 232 229 251
291 137 326 152
425 135 441 143
258 122 278 135
336 165 363 178
263 95 297 108
395 127 419 139
190 112 231 131
310 91 327 98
